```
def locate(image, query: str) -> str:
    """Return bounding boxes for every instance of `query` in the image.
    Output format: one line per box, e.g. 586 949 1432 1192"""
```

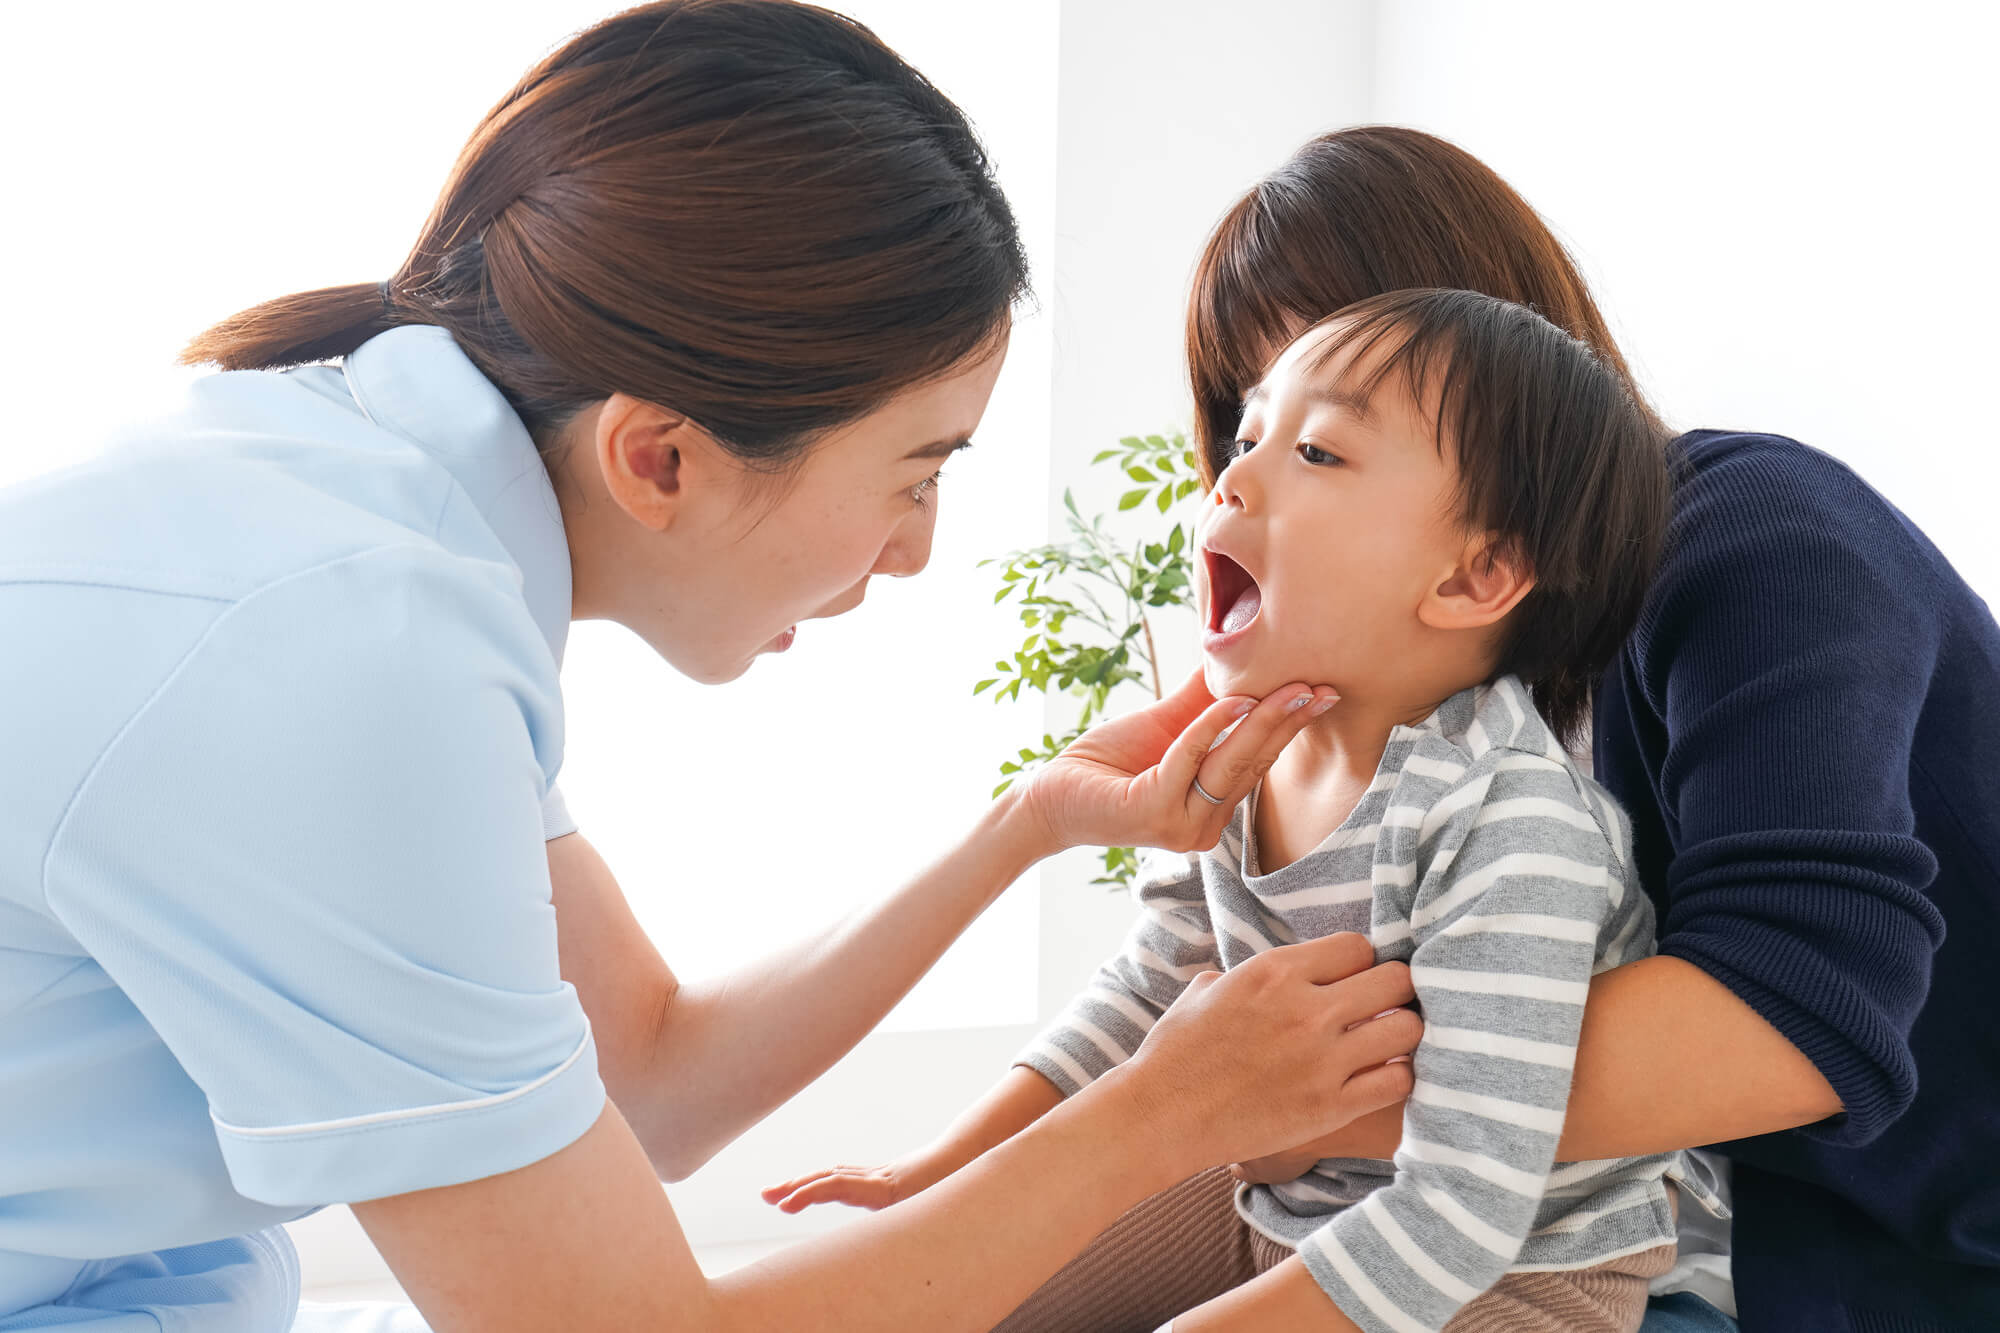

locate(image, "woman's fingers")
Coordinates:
1183 683 1339 812
1156 694 1261 798
1273 931 1377 986
1336 1059 1418 1116
1336 1006 1424 1071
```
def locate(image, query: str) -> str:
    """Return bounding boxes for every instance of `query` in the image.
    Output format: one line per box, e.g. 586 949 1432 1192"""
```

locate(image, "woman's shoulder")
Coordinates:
1660 427 1962 593
1627 429 1987 685
1671 428 1901 515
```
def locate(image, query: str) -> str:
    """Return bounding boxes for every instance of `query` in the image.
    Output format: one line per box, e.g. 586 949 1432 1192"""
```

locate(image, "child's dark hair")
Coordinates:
1304 288 1672 748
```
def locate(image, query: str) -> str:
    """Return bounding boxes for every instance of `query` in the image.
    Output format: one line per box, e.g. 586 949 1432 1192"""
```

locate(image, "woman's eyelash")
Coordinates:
911 469 945 508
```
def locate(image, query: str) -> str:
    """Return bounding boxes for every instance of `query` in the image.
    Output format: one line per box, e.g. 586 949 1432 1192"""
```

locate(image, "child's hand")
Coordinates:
760 1157 946 1214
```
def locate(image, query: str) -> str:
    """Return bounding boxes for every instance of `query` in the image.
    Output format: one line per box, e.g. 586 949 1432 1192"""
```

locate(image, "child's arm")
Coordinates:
763 1066 1064 1212
1281 756 1625 1333
768 848 1219 1213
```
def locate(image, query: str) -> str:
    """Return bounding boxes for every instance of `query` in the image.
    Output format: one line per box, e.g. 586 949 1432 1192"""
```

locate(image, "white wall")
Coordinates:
1035 0 1379 1013
1370 0 2000 601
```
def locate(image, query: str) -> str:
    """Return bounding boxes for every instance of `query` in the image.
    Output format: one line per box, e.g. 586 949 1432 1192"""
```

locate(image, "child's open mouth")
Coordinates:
1203 545 1263 643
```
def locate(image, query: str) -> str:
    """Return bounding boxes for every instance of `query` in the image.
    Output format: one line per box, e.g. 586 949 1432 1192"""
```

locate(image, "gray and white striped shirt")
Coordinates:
1018 675 1690 1333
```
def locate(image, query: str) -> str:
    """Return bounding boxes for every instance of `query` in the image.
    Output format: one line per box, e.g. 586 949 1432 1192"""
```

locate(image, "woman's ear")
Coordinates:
592 392 710 532
1419 535 1535 632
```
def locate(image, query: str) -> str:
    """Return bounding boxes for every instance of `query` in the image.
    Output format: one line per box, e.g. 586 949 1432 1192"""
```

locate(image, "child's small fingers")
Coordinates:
761 1169 832 1202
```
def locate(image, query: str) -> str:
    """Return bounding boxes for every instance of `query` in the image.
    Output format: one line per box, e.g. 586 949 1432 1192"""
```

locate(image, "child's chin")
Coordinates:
1203 657 1263 701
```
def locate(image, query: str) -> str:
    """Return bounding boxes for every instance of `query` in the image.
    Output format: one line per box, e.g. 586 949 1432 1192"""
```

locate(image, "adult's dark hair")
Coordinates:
182 0 1029 466
1188 125 1661 485
1299 288 1670 748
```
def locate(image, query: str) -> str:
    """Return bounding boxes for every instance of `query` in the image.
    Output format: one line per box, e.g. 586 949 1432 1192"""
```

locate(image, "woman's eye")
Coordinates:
910 469 944 508
1299 443 1344 467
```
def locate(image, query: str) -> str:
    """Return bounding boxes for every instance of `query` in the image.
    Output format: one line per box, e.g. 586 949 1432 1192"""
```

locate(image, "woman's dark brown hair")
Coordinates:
1187 125 1661 485
182 0 1029 466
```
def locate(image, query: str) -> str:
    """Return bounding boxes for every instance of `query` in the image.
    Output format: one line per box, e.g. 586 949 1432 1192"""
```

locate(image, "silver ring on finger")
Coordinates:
1191 773 1227 805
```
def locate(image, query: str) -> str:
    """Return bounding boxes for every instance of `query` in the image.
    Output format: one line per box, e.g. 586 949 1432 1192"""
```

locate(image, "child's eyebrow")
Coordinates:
1240 380 1377 426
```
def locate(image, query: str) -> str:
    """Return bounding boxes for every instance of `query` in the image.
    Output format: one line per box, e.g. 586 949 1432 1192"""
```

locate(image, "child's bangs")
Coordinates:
1296 292 1489 466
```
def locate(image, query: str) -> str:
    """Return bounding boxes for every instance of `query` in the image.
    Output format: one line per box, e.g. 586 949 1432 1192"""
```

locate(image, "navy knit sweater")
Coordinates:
1593 431 2000 1333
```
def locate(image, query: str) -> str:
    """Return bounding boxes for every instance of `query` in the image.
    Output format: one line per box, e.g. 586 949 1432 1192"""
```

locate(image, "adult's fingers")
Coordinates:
1268 931 1377 985
1189 683 1338 808
1154 693 1261 799
1337 1007 1424 1072
1338 1060 1418 1116
1322 960 1417 1028
1151 667 1221 736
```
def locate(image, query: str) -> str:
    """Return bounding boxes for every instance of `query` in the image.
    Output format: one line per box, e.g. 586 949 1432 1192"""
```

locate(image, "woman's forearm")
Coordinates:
1558 954 1841 1159
1307 955 1845 1163
712 1065 1189 1333
638 787 1055 1176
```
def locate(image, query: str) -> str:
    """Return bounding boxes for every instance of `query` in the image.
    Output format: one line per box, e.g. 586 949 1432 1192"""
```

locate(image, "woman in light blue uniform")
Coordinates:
0 4 1421 1330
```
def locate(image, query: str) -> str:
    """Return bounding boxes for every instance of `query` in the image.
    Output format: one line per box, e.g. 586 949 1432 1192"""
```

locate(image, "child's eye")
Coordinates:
1232 439 1257 459
1299 442 1344 467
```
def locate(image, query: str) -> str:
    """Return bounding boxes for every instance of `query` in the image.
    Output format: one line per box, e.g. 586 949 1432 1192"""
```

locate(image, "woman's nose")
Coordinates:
873 501 937 578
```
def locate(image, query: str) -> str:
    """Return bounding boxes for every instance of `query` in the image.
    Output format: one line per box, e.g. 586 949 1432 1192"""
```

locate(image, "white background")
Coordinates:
4 0 1994 1301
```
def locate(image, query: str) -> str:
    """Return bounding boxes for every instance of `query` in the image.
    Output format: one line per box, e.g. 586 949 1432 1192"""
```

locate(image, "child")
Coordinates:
766 289 1705 1333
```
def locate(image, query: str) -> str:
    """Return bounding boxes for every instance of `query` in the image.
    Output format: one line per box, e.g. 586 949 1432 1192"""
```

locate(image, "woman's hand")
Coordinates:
1023 669 1337 856
1108 932 1420 1175
1227 1101 1407 1184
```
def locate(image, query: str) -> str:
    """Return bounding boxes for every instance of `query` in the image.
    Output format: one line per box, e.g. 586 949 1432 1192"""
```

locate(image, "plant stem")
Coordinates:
1140 610 1162 698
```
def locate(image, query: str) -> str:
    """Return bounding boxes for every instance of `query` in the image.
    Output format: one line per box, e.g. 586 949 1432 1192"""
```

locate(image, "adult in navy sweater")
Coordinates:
1184 126 1999 1333
1595 428 1997 1333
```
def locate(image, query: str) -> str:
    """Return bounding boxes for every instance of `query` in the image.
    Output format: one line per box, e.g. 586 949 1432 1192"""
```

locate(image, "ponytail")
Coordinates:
181 281 402 372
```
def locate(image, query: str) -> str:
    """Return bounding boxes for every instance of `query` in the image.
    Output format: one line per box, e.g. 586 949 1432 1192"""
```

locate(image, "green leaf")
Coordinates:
1145 434 1170 451
1157 486 1173 513
993 586 1010 603
1118 489 1148 511
1126 466 1157 483
973 679 997 695
1118 435 1145 450
1176 478 1201 501
992 780 1014 797
1091 448 1119 464
1167 525 1185 553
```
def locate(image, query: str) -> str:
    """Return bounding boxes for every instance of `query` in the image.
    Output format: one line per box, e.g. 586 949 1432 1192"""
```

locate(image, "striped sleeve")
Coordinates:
1297 757 1618 1332
1014 848 1213 1096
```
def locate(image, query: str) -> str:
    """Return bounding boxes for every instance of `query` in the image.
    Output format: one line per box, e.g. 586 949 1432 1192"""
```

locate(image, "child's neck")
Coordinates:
1253 689 1449 874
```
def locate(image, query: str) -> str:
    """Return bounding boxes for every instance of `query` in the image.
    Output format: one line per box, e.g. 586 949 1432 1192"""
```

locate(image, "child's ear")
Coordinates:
1419 535 1535 632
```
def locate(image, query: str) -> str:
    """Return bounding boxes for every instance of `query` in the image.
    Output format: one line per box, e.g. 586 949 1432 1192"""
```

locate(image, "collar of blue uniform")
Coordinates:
340 325 572 669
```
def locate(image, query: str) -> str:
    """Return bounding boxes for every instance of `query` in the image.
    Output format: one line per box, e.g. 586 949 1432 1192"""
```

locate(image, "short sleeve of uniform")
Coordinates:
43 545 605 1206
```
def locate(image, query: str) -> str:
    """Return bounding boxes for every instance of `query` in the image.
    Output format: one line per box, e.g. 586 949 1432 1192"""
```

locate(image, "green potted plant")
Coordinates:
975 430 1204 887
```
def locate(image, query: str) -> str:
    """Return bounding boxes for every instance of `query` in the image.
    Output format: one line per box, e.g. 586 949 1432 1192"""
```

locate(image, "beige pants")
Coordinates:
991 1167 1676 1333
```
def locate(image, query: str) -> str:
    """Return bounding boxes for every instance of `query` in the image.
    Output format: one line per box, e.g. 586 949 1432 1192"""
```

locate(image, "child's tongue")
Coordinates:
1221 583 1262 634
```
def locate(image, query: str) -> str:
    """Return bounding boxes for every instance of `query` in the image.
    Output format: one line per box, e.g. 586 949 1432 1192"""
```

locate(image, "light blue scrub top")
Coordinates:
0 327 606 1329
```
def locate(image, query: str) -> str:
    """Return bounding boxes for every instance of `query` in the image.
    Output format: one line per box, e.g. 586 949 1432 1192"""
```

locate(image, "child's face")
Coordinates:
1196 321 1466 705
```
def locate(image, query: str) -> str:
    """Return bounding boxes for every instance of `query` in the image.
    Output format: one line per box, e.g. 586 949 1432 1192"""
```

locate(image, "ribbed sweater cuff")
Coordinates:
1658 937 1902 1146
